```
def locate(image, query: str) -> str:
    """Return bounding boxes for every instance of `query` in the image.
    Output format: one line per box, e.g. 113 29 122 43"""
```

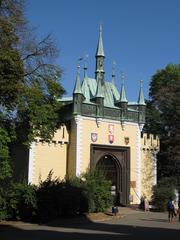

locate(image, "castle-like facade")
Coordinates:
13 26 159 205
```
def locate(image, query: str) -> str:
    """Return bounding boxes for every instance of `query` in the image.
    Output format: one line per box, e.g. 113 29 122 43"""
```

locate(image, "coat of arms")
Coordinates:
124 137 129 145
91 133 97 142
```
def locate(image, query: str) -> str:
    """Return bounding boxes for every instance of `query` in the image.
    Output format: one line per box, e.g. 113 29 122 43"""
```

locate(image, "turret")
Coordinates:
94 78 104 117
115 72 128 120
73 65 85 114
138 80 146 124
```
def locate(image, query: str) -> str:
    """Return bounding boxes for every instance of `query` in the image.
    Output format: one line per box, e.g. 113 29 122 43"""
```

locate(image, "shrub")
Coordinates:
36 172 87 221
0 187 8 220
7 182 37 220
81 170 113 213
152 177 176 211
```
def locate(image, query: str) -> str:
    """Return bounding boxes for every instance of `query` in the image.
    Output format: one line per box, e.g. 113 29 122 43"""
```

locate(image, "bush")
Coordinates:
7 182 37 220
36 172 87 221
0 187 8 220
152 177 176 211
81 170 113 213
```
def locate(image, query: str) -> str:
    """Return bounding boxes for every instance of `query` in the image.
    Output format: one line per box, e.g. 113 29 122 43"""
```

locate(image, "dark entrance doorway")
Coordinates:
91 144 130 206
96 154 118 186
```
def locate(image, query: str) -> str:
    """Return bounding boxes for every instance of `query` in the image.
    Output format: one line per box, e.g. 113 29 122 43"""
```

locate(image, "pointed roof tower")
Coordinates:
138 80 145 105
96 24 105 57
120 72 127 102
96 78 104 98
73 65 82 94
95 25 105 84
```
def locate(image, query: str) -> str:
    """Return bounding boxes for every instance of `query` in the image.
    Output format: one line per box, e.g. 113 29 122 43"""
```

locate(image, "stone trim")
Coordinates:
136 125 141 203
75 115 83 176
28 142 35 184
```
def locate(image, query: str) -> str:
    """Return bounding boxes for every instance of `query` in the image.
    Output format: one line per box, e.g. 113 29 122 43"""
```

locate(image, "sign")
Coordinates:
91 133 97 142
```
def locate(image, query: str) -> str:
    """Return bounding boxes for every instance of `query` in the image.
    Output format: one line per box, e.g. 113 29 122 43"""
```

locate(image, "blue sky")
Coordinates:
26 0 180 101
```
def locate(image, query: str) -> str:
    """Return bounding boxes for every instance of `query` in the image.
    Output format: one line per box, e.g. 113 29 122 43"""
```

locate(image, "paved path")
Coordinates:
0 208 180 240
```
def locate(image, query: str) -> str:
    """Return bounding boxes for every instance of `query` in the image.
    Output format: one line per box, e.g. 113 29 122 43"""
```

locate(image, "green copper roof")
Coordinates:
138 80 145 105
81 76 91 101
81 76 120 107
73 66 82 94
96 25 105 57
96 79 104 98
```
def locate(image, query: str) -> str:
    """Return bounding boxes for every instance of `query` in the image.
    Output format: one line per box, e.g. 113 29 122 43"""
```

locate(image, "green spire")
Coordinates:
73 65 82 94
96 78 104 98
138 80 145 105
120 72 127 102
96 24 105 57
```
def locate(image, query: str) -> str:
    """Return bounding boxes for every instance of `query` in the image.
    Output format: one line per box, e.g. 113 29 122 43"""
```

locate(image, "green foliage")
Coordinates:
0 0 65 188
81 169 113 213
0 170 113 222
151 177 176 211
7 182 37 220
37 171 87 221
145 64 180 181
0 181 37 221
0 187 8 220
0 127 12 180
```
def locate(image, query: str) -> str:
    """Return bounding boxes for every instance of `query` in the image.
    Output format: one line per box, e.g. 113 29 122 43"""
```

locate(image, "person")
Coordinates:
144 197 149 212
173 200 179 218
167 197 174 222
139 196 144 210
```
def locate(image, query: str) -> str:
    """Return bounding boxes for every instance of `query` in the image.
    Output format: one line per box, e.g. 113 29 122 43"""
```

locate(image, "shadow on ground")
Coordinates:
1 215 180 240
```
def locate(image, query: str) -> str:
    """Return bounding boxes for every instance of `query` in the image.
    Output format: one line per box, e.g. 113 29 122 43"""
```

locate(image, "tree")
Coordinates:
145 64 180 182
0 0 65 180
0 0 65 142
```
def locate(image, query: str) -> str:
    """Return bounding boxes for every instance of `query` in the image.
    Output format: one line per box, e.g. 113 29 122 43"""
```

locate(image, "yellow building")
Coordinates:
13 26 159 206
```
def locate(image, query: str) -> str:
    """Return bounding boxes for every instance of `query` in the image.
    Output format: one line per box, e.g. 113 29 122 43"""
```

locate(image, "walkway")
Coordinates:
0 208 179 240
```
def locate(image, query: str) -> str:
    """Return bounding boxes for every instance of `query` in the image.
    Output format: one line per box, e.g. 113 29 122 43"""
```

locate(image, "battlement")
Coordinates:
141 133 160 152
35 124 69 145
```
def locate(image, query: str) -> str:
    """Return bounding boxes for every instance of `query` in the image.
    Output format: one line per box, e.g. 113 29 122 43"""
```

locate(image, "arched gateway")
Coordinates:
91 144 130 206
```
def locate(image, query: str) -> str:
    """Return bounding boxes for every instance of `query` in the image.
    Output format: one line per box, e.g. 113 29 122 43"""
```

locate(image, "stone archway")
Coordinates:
96 154 120 188
91 144 130 206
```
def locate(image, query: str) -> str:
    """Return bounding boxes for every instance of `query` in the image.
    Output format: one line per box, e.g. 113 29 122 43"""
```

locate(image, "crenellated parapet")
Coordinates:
141 133 160 152
35 124 69 146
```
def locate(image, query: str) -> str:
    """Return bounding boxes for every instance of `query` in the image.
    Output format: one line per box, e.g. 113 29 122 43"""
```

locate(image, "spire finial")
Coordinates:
112 61 116 84
96 24 105 57
121 71 125 85
73 60 82 94
84 54 88 78
100 24 102 33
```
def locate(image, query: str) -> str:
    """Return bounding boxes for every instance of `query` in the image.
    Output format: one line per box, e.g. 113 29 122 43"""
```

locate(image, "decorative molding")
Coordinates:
121 120 125 130
75 115 83 176
79 115 139 127
96 117 102 127
136 125 141 203
28 142 35 184
139 123 144 132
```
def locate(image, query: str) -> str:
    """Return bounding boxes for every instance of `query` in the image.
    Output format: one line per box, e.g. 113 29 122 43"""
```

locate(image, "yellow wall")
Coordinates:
28 116 159 205
141 133 159 201
32 125 69 184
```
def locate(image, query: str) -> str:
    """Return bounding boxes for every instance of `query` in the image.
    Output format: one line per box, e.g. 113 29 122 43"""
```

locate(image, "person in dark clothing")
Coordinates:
167 197 174 222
